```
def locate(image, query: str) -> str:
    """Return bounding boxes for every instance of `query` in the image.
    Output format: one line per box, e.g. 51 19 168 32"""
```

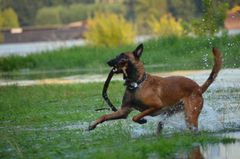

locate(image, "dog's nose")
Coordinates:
107 59 115 67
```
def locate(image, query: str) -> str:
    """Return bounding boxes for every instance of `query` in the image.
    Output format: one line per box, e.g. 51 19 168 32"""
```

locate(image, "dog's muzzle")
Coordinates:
107 59 121 73
107 59 116 67
112 67 118 73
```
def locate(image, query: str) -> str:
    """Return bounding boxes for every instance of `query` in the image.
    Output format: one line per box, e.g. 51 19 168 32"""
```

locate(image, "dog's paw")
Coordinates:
190 126 199 135
137 118 147 124
157 121 164 134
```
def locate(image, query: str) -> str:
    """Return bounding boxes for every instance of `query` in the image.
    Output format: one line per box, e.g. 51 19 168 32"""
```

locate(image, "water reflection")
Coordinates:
190 147 204 159
0 40 85 56
176 132 240 159
200 132 240 159
176 146 203 159
201 142 240 159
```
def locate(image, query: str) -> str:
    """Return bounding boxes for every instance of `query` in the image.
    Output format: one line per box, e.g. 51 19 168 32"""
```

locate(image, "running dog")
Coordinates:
88 44 222 132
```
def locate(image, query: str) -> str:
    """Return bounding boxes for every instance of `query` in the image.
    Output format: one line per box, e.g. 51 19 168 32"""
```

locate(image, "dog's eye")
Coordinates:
116 53 124 58
120 58 128 63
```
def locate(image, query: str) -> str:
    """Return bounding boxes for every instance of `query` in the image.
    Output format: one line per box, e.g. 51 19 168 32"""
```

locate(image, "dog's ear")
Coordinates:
133 43 143 59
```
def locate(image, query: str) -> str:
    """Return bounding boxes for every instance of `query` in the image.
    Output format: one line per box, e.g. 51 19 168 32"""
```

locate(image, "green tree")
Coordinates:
192 0 229 36
0 8 19 28
35 7 62 26
93 2 125 15
1 0 48 26
35 3 125 26
60 4 92 24
0 0 94 26
167 0 198 21
135 0 167 33
124 0 137 22
0 14 3 27
0 12 4 43
0 32 4 43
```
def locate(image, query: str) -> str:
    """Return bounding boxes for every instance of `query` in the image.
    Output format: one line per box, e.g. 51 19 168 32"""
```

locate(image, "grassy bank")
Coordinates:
0 35 240 77
0 82 238 158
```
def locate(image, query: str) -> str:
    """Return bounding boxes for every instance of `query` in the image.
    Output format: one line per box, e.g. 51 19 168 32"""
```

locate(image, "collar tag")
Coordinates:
125 73 147 91
128 82 138 90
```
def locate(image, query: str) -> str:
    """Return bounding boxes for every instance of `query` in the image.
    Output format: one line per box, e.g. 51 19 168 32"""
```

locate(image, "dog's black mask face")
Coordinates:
107 44 144 74
107 53 129 73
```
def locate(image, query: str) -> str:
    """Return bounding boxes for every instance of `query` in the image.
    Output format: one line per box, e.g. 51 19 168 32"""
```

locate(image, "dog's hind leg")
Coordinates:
157 101 184 134
88 107 132 131
183 94 203 132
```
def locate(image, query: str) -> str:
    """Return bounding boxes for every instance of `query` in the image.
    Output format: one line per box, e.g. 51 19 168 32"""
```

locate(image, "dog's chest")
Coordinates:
131 98 150 112
125 86 152 112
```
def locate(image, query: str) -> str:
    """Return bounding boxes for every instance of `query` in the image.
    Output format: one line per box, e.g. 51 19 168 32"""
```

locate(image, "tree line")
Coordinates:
0 0 239 42
0 0 238 27
0 0 94 26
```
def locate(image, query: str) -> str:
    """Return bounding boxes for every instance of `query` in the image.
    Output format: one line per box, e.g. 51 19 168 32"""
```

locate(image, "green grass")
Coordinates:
0 82 238 158
0 35 240 79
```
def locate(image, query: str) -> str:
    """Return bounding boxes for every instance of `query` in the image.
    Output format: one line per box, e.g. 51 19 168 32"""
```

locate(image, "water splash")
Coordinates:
127 69 240 137
2 69 239 138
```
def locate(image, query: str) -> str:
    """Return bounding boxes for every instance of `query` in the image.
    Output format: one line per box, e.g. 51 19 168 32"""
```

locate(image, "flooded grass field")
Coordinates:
0 69 240 158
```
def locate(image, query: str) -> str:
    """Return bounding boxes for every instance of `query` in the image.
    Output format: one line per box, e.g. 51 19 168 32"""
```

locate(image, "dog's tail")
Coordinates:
201 48 222 93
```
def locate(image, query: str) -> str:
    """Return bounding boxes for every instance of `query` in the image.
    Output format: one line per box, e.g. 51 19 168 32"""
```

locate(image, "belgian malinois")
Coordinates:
88 44 222 132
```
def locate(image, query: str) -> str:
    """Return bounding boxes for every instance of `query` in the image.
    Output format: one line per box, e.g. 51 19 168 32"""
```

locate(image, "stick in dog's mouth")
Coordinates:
112 67 118 73
95 68 118 112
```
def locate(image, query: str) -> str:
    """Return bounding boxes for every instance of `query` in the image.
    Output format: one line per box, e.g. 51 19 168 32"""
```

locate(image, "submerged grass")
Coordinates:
1 124 235 159
0 35 240 79
0 82 237 158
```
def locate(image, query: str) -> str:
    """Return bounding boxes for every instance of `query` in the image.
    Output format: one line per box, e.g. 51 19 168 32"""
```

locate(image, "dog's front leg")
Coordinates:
88 107 132 131
132 107 158 123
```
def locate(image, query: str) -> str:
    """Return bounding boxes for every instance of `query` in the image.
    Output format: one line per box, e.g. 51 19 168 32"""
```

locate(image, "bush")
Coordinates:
84 12 136 47
0 33 3 43
0 8 20 28
134 0 167 34
35 7 62 26
148 13 184 37
0 15 3 43
0 15 3 27
191 0 229 36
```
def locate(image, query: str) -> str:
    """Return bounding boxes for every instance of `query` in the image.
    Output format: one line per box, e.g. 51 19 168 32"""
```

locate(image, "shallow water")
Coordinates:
3 69 239 135
176 132 240 159
129 69 240 159
126 69 240 138
1 69 239 158
0 40 85 56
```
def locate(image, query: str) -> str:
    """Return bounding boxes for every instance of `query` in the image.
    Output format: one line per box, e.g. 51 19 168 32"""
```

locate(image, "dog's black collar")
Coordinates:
124 73 147 91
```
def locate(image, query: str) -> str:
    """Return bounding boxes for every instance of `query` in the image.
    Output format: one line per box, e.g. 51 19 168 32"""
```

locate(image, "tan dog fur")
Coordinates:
88 44 222 132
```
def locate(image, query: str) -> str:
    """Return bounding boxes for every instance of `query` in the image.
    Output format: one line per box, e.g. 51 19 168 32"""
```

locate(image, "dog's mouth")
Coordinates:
107 59 126 74
112 67 118 73
109 65 124 74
